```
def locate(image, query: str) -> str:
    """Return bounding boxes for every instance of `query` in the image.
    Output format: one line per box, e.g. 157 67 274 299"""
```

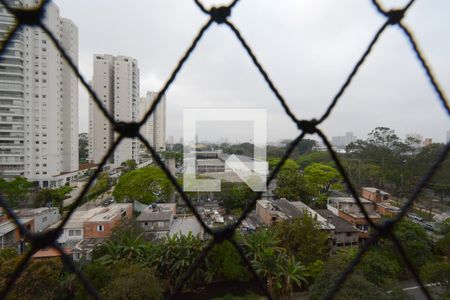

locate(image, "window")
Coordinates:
68 229 81 236
97 225 104 232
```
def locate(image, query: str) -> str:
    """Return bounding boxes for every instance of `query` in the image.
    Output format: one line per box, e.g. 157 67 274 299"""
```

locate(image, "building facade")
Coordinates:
0 1 78 186
89 54 140 167
138 91 166 152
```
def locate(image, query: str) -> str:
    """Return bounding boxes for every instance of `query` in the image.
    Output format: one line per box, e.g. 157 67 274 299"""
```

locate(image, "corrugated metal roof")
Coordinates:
0 221 16 235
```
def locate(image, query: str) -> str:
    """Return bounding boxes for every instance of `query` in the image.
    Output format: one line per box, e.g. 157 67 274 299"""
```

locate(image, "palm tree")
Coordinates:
279 256 308 296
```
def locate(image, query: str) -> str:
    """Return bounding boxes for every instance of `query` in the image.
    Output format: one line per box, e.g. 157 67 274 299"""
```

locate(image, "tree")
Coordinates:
78 132 89 164
34 186 72 209
208 240 251 282
421 260 450 299
101 263 163 300
275 215 330 265
298 139 317 155
0 257 64 300
309 249 402 300
219 182 257 211
435 219 450 257
381 220 432 271
121 159 137 173
298 151 333 169
113 166 172 204
274 168 312 203
0 177 32 208
305 163 342 195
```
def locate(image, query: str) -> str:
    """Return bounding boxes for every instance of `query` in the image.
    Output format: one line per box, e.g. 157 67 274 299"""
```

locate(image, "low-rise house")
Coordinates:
361 187 390 203
137 203 176 239
83 203 132 239
0 217 33 251
361 187 400 217
53 203 132 244
327 197 381 239
72 238 104 262
33 247 71 260
317 209 360 252
16 207 60 233
256 199 335 231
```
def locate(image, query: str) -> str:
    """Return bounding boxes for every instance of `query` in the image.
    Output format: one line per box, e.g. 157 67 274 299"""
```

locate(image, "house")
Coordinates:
16 207 60 233
327 197 381 239
72 238 105 262
256 199 335 231
361 187 400 217
317 209 360 252
53 203 132 244
83 203 132 239
33 247 71 260
361 187 390 203
136 203 176 239
0 217 33 251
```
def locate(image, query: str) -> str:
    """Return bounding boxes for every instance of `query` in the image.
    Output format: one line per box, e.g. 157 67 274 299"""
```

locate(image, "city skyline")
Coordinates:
53 0 450 143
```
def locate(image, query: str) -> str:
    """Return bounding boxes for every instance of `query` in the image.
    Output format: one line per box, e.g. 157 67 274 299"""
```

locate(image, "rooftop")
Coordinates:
328 197 372 204
362 187 390 195
317 210 360 233
169 216 203 238
137 211 173 222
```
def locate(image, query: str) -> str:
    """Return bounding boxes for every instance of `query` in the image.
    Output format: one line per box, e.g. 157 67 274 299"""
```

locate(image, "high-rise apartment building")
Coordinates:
0 1 78 186
89 55 139 167
138 91 166 152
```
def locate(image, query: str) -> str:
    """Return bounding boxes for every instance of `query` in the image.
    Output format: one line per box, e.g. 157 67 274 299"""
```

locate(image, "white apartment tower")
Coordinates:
0 1 78 185
89 55 139 167
139 91 166 152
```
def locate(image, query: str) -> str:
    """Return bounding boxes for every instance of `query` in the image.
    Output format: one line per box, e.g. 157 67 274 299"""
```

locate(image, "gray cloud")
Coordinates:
54 0 450 142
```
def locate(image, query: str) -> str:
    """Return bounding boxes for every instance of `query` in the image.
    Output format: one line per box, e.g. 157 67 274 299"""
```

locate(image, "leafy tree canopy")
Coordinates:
113 166 172 204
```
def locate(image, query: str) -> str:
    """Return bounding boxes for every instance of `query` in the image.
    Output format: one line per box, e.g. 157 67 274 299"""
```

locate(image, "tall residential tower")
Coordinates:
139 91 166 152
89 54 139 167
0 1 78 186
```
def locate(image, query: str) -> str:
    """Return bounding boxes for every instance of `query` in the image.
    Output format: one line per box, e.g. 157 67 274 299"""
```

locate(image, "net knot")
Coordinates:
386 9 404 25
213 226 234 243
297 119 318 134
114 121 140 138
11 8 44 26
210 6 230 24
31 229 59 250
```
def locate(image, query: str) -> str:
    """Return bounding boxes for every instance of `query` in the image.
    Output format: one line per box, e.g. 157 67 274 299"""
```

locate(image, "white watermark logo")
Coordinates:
183 108 267 192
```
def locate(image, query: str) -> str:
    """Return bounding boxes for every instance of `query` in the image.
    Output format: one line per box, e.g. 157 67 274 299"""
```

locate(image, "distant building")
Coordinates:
16 207 60 233
447 131 450 143
136 203 176 239
0 1 79 183
53 203 132 244
423 138 433 147
361 187 400 217
256 199 335 231
332 132 354 149
361 187 390 203
83 204 133 239
72 238 104 262
0 217 33 250
139 92 166 152
327 197 381 240
89 54 140 167
317 209 360 252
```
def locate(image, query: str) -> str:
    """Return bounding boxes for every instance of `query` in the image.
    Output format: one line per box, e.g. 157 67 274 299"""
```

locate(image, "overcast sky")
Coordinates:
53 0 450 143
